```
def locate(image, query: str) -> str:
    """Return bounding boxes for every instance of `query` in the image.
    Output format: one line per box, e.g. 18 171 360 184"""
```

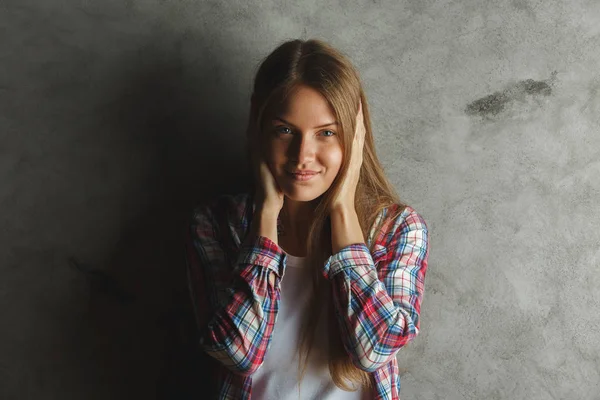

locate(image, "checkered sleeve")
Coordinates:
185 200 286 376
322 206 429 372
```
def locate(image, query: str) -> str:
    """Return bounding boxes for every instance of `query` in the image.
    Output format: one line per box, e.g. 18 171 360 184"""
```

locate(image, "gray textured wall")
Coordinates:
1 0 599 399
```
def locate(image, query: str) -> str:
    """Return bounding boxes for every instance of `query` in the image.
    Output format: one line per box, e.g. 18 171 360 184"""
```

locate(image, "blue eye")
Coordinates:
274 126 336 137
275 126 292 134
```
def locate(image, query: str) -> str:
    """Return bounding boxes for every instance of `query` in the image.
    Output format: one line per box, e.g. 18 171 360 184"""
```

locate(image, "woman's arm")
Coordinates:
325 204 429 372
185 197 285 376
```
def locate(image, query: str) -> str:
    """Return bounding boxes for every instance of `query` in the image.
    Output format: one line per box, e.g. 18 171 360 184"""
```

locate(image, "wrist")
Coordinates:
251 207 279 245
329 204 364 253
256 204 281 219
329 203 355 217
253 194 281 216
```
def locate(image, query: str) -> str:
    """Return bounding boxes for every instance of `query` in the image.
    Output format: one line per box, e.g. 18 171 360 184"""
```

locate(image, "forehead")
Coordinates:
272 85 336 124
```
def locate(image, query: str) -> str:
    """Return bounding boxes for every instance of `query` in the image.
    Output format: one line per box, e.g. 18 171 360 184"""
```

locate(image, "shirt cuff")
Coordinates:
322 242 374 280
239 235 286 277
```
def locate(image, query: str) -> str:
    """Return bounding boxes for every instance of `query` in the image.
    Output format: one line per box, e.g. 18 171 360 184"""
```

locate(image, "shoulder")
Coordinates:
191 192 251 219
376 203 429 245
191 192 253 231
393 204 428 232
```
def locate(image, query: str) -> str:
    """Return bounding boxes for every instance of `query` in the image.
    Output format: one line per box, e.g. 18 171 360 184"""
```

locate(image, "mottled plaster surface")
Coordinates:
1 0 599 399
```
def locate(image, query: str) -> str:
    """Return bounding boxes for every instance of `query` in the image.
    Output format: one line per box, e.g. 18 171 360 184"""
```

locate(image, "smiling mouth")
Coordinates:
286 171 319 181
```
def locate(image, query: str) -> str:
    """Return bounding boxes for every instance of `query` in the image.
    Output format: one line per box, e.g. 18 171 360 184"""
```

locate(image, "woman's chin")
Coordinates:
277 176 330 202
282 188 323 203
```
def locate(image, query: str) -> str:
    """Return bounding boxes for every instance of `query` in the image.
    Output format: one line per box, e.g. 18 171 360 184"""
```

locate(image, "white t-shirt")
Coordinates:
251 253 371 400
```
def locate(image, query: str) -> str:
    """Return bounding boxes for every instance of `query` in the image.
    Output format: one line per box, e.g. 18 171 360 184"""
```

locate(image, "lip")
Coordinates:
287 170 319 181
289 170 319 174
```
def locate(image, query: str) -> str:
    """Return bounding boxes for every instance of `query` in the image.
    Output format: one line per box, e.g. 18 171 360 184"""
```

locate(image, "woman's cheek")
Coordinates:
270 144 287 170
326 147 344 176
263 139 280 165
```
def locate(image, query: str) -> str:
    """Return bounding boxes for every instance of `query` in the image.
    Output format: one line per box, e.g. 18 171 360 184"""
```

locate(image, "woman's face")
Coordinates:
263 84 343 203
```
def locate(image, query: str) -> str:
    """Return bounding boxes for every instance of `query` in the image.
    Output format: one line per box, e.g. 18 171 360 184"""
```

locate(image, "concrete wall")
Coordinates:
1 0 599 399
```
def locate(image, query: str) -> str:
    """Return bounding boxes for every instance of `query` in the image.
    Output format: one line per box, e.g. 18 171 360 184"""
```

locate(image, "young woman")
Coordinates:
184 39 430 399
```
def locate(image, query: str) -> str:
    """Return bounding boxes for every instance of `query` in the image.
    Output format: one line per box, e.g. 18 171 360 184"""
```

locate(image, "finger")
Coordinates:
355 104 366 141
357 100 363 121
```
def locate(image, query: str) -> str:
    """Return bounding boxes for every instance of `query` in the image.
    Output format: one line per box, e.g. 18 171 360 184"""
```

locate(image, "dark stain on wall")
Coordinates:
465 72 556 118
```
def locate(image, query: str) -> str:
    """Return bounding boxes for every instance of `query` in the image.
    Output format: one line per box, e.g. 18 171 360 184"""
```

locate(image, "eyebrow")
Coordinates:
274 117 338 129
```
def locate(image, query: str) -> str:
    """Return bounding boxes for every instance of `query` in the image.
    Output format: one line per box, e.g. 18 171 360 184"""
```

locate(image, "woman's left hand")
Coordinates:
329 100 366 213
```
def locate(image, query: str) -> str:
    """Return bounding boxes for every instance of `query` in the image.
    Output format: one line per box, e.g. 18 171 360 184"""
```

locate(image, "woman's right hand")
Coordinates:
247 97 285 215
255 158 285 214
247 155 284 248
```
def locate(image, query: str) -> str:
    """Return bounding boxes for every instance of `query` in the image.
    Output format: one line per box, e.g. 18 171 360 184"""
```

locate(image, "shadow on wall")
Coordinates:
69 36 251 398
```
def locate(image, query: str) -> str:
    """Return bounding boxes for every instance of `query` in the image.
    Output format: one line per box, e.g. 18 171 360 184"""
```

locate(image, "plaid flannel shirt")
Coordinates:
184 192 429 399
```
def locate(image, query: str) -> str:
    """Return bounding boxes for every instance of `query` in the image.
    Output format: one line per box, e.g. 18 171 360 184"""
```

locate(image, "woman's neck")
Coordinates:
281 197 316 238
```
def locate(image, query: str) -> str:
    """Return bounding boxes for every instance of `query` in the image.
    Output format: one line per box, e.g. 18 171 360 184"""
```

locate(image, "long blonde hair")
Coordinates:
246 39 407 393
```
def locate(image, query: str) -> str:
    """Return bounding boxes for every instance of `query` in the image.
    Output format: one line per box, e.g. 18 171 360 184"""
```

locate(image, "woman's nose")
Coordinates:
290 135 315 163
